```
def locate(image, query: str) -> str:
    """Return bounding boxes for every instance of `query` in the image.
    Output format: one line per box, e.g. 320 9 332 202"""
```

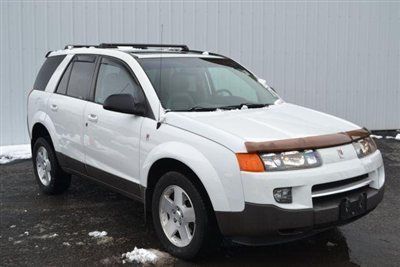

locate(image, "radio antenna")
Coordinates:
156 24 164 129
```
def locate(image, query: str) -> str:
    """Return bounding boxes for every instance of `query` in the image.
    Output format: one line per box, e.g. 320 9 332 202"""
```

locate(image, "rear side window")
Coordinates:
33 55 66 91
56 62 72 95
66 55 96 100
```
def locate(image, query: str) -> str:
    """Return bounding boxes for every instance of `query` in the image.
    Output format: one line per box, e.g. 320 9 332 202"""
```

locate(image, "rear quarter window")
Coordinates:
33 55 66 91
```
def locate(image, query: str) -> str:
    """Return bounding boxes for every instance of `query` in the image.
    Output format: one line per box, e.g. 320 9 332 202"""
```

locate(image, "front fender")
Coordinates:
141 141 240 212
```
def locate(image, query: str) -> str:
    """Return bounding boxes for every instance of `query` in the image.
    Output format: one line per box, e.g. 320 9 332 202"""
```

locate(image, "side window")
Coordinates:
56 62 72 95
95 58 143 105
66 56 96 100
208 67 258 102
33 55 66 91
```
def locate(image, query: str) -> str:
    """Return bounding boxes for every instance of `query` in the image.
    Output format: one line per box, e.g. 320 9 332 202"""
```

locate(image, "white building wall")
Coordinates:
1 1 399 145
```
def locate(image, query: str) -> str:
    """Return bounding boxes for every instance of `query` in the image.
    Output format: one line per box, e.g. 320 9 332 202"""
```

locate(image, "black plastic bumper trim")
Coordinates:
215 186 384 243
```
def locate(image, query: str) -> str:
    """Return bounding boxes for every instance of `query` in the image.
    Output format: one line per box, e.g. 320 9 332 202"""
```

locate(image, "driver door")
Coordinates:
84 56 146 192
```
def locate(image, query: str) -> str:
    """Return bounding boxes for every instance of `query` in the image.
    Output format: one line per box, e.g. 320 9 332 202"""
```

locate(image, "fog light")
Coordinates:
273 187 292 203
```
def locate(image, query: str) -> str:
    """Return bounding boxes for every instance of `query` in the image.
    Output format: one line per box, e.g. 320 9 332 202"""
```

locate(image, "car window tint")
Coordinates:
33 55 66 91
56 62 72 95
66 60 96 99
95 59 143 105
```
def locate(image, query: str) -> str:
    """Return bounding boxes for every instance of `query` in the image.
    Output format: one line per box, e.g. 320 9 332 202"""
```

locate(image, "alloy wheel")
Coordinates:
36 146 52 186
159 185 196 247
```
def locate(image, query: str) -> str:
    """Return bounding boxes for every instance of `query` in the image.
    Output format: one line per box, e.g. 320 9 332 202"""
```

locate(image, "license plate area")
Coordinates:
339 193 367 220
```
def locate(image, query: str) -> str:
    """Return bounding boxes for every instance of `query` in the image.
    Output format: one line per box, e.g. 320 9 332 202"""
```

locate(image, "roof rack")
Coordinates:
62 43 226 57
98 43 189 51
64 44 99 49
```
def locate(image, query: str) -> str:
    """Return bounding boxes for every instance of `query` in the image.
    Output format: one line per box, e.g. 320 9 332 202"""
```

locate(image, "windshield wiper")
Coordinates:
219 103 270 110
175 106 218 112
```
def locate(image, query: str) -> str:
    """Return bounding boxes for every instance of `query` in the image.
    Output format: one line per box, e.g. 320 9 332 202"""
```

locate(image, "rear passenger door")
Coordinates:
48 55 97 173
83 56 145 192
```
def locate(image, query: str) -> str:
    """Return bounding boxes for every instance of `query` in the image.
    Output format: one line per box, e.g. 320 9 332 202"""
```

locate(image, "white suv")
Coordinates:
28 43 384 259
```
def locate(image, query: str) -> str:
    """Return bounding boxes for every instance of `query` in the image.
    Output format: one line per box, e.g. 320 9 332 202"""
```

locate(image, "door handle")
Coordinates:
88 114 98 122
50 104 58 111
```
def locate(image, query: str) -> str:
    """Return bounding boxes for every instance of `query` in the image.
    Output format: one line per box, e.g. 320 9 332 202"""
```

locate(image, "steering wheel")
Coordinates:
215 89 233 96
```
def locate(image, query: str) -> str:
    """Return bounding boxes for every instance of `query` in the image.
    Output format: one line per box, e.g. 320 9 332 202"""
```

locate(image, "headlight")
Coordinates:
352 137 377 158
259 150 322 171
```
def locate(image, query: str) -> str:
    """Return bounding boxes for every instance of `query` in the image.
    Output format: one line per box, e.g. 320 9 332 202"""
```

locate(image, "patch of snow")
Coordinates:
0 144 31 164
62 242 71 246
387 134 400 140
370 134 382 139
202 51 209 55
10 225 16 228
96 236 113 245
122 247 158 264
274 98 285 105
24 231 29 236
88 231 107 238
34 233 58 239
257 78 268 88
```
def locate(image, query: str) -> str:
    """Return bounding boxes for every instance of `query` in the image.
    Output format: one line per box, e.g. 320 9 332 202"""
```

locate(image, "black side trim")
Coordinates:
86 165 143 202
56 152 143 202
57 152 86 175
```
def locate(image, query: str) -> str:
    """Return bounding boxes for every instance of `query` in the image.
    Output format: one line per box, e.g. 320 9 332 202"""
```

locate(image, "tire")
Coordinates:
152 171 219 260
32 137 71 194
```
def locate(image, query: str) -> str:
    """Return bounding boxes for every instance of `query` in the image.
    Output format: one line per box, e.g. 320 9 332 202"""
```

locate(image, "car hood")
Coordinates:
164 103 360 152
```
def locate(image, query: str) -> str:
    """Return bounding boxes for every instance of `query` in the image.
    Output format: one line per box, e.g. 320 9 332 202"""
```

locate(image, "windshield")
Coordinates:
137 57 278 111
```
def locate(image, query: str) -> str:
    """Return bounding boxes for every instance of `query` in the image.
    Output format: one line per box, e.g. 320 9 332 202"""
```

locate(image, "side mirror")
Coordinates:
103 94 145 116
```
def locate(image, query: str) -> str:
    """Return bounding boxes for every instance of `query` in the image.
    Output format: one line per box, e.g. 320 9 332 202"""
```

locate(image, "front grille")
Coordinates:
312 174 368 194
312 185 369 205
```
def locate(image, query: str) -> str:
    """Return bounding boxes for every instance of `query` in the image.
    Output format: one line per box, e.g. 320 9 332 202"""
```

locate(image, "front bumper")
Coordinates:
216 186 384 244
215 146 385 244
240 147 384 210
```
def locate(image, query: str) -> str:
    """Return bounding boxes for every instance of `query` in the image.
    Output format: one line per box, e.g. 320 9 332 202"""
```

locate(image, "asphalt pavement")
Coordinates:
1 138 399 266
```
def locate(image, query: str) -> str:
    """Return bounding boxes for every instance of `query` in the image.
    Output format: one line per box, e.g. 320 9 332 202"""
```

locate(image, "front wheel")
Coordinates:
152 171 219 259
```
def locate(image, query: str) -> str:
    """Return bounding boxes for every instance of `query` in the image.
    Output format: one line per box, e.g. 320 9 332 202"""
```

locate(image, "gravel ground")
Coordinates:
1 138 399 266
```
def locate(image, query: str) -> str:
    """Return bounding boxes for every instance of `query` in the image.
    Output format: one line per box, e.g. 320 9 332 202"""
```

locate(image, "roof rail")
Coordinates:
64 44 99 49
189 50 226 58
98 43 189 51
63 43 223 56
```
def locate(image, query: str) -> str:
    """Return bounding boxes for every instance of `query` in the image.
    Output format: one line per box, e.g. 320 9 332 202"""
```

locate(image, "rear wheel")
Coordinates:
152 171 219 259
32 137 71 194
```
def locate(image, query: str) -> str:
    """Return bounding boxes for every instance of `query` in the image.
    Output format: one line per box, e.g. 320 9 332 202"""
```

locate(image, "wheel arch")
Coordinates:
145 158 214 215
142 142 233 214
31 122 53 149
